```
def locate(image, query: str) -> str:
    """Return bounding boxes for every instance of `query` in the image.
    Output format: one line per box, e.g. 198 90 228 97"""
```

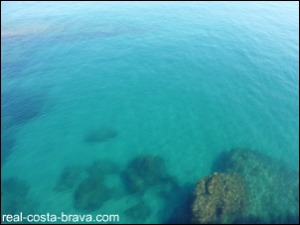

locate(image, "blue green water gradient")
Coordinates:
1 2 299 224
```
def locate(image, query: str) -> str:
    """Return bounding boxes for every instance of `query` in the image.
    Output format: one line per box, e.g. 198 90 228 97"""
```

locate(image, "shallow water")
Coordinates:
1 2 299 224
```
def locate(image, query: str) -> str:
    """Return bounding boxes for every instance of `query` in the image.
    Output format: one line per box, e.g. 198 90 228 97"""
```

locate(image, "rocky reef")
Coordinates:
191 148 299 224
192 172 246 224
225 148 299 224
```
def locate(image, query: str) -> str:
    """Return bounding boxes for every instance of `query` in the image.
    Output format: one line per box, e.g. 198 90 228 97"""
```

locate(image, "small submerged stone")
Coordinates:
84 126 118 143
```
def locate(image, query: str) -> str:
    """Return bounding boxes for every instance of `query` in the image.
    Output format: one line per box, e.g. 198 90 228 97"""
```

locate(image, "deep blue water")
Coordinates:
1 2 299 224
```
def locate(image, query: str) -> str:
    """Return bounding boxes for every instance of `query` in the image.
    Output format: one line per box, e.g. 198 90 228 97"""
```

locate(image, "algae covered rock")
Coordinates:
192 172 246 224
224 148 299 223
200 148 300 224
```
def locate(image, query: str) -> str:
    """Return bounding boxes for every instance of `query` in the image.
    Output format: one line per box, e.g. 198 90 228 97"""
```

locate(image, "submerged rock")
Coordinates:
124 200 152 221
1 130 15 165
1 177 36 216
73 175 112 212
162 184 195 224
192 172 246 224
192 148 300 224
121 155 176 194
224 148 299 224
72 158 125 212
1 177 29 197
84 126 118 143
54 165 84 192
1 89 46 125
1 120 18 166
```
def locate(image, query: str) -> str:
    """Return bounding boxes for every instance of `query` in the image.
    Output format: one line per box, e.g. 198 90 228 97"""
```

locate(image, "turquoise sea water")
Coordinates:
1 2 299 224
